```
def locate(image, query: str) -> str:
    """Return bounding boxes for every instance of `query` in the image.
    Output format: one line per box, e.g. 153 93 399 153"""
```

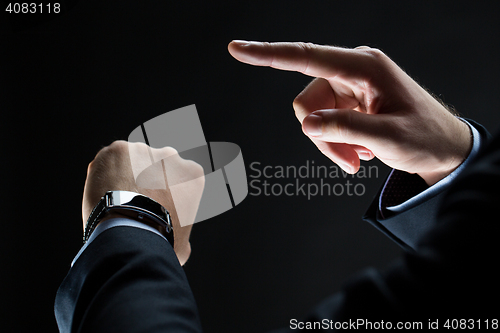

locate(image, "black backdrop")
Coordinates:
2 1 499 332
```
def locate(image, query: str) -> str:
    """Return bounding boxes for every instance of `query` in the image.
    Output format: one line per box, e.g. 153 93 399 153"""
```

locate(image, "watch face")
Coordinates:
114 191 173 232
111 191 143 207
84 191 174 247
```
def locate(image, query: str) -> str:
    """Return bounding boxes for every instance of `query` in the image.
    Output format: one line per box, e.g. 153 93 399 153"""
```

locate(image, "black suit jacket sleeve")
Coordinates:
363 119 491 252
272 125 499 331
54 226 203 333
56 120 496 332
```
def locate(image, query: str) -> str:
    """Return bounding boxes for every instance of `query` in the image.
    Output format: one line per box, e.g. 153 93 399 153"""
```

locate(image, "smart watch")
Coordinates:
83 191 174 246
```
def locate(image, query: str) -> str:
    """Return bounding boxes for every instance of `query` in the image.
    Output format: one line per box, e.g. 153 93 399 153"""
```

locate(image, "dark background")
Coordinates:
2 1 499 332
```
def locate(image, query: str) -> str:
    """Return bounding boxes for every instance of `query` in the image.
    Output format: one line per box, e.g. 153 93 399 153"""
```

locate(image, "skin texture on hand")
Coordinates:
83 141 205 265
228 40 472 185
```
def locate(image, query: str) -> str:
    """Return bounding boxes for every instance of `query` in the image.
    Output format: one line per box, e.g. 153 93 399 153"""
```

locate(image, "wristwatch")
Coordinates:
83 191 174 247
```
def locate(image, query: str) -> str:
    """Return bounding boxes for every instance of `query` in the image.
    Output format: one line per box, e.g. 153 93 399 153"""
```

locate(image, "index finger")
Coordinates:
228 40 371 79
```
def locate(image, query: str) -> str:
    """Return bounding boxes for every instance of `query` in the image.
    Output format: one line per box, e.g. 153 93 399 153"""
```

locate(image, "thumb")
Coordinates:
302 109 391 151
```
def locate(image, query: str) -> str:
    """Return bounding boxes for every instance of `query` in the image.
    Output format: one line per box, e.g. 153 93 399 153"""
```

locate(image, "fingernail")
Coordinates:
231 40 251 46
358 151 372 160
303 114 323 137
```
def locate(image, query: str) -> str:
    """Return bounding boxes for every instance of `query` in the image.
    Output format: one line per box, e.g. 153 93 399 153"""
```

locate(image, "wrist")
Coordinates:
83 191 174 246
418 118 473 186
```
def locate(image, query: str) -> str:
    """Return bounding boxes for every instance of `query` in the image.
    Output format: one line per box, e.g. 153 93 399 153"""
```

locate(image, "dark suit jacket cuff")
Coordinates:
363 118 490 251
54 226 202 333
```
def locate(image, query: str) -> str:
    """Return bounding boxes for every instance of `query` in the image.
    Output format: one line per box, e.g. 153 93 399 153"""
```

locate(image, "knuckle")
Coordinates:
298 41 315 57
87 160 95 172
296 41 315 52
334 110 353 142
162 146 178 155
355 47 390 75
292 95 305 111
292 96 307 121
107 140 129 154
293 42 315 73
362 47 387 61
130 141 149 148
109 140 128 149
190 161 205 179
128 141 150 154
188 165 206 188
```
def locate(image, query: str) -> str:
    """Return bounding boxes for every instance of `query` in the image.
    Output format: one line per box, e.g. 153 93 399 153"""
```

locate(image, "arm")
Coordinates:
55 224 203 333
228 40 478 251
228 41 472 186
55 141 205 332
229 41 498 328
293 127 500 326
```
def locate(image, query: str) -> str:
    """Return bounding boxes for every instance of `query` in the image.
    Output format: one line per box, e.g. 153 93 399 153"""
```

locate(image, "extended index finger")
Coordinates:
228 40 371 79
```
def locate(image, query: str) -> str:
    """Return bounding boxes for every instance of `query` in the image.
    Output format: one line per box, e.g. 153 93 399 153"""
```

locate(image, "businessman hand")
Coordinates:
82 141 205 265
228 41 472 185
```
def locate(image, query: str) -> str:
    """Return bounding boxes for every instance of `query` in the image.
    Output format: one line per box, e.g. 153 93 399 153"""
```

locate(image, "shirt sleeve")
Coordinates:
362 118 491 251
71 217 169 267
273 121 500 332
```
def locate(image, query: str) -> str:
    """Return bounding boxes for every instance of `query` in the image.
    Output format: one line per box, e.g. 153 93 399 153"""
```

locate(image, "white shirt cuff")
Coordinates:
380 118 482 214
71 217 168 267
